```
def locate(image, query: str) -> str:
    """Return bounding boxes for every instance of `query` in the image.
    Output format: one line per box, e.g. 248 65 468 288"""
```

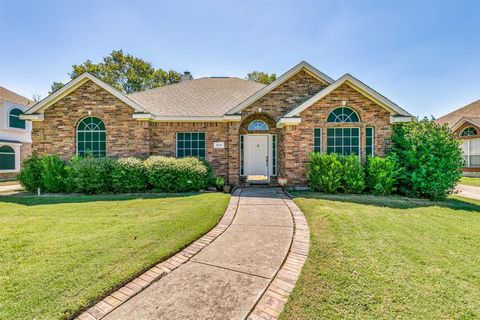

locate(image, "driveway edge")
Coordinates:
75 190 241 320
246 190 310 320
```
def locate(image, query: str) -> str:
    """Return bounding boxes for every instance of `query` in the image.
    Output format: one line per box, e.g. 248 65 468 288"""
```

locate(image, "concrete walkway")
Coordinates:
104 188 294 320
456 184 480 200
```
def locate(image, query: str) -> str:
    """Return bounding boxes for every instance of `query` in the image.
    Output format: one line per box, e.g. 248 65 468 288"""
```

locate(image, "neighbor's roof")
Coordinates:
0 86 34 106
128 77 265 117
437 99 480 127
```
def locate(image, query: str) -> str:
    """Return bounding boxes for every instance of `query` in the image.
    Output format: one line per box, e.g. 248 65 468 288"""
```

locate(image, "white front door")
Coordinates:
245 135 269 178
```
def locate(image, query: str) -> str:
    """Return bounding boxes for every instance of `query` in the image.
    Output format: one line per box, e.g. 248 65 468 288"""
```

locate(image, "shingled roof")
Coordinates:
128 77 265 117
437 99 480 127
0 86 34 106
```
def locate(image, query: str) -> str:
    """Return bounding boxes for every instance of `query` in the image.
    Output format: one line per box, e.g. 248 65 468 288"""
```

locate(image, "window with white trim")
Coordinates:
366 127 374 157
9 108 26 129
327 107 360 123
0 145 15 170
461 138 480 167
76 117 106 157
326 128 360 155
176 132 206 158
247 120 269 131
460 127 478 137
314 128 322 153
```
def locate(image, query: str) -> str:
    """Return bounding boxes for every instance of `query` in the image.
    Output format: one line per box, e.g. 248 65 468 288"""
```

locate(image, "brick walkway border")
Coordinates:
75 190 241 320
246 190 310 320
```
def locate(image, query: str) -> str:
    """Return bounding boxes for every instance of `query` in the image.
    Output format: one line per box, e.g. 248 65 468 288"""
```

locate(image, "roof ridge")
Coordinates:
127 77 263 97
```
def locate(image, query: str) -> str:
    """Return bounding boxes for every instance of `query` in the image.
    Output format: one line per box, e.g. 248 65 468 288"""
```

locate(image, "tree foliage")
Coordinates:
391 118 463 200
246 71 277 85
50 50 181 94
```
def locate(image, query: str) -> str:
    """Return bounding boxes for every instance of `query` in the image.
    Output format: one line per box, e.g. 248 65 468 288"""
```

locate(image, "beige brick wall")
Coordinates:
282 83 392 185
31 81 150 158
149 122 231 179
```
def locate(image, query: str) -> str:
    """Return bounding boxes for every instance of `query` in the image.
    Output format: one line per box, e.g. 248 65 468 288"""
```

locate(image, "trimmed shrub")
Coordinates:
308 153 343 193
17 155 43 192
144 156 208 192
40 155 67 193
72 157 115 194
111 157 146 193
340 155 365 193
391 118 463 200
366 156 397 195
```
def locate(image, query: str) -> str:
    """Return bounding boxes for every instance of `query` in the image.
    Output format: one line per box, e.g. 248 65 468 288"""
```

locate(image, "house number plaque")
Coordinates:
213 142 224 149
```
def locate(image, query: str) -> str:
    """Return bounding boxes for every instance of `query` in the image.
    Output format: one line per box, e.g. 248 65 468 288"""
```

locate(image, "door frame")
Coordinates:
244 134 270 182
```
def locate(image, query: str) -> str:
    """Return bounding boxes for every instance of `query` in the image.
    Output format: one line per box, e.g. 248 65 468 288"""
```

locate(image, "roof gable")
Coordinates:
283 74 412 118
226 61 334 115
450 117 480 132
437 99 480 127
23 73 148 116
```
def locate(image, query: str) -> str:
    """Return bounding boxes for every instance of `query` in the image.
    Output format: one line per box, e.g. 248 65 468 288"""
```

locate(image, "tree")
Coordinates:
390 118 463 200
49 82 65 94
51 50 181 94
246 71 277 85
31 93 42 102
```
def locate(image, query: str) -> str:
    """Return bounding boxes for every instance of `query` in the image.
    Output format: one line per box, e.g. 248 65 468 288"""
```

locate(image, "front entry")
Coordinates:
245 134 269 183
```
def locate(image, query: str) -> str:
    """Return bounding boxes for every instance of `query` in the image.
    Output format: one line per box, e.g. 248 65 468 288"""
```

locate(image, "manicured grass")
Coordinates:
280 193 480 320
460 177 480 187
0 193 230 320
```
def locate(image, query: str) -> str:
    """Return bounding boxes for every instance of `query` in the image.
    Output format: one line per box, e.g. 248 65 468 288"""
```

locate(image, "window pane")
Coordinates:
76 117 106 157
176 132 206 159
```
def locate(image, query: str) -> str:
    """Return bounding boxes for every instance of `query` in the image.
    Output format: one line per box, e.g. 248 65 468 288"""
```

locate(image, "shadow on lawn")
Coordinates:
0 192 201 206
292 191 480 212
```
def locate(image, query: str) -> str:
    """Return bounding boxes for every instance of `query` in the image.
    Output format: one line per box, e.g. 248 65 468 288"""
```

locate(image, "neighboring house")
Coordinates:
0 86 33 179
21 61 412 186
437 99 480 176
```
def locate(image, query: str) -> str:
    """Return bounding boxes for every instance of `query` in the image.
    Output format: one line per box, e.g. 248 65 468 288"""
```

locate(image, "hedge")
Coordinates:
18 155 215 194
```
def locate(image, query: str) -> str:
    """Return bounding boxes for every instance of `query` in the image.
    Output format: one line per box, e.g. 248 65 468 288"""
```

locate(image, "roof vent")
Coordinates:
180 71 193 82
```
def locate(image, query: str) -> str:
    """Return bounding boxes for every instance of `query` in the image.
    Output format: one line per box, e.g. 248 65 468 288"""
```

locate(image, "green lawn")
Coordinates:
280 193 480 320
0 193 230 320
460 177 480 187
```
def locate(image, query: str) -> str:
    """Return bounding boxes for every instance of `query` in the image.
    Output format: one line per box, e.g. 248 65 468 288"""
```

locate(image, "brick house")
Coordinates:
0 86 34 179
21 61 412 186
437 99 480 176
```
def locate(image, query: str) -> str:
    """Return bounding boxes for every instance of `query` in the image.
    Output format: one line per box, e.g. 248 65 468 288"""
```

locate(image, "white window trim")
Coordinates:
76 117 107 157
0 142 21 173
175 132 207 159
462 139 480 168
314 127 322 153
7 106 28 132
366 127 375 157
326 126 361 156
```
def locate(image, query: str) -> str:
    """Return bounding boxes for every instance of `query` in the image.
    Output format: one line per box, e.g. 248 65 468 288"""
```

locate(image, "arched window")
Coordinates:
0 145 15 170
327 107 360 123
76 117 106 157
9 108 26 129
460 127 478 137
248 120 269 131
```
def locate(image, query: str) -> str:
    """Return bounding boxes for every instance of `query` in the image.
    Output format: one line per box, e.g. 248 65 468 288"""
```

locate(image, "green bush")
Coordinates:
112 157 146 193
144 156 208 192
17 155 43 192
308 153 343 193
391 118 463 200
365 156 397 195
40 155 67 193
72 157 115 194
340 155 365 193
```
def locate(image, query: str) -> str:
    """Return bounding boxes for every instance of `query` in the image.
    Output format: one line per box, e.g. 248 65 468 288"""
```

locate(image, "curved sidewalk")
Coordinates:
88 187 309 320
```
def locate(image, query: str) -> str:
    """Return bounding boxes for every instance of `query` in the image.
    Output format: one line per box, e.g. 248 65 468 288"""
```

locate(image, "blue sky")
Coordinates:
0 0 479 118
